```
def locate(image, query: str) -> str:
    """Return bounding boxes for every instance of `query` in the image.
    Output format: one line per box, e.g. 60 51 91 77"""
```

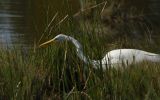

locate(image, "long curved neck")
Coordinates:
67 36 88 64
67 36 100 69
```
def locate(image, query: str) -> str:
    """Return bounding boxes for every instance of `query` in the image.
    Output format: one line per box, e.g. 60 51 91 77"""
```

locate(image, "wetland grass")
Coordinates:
0 46 160 99
1 0 160 99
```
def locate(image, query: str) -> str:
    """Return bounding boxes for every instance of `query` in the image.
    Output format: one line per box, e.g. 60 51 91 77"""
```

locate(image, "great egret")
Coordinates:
39 34 160 70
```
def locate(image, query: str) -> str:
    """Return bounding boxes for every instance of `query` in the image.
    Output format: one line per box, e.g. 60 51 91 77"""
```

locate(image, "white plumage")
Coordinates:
92 49 160 70
39 34 160 70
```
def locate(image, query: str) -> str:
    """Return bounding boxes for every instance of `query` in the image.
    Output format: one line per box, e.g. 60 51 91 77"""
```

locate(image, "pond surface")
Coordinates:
0 0 79 48
0 0 33 48
0 0 159 48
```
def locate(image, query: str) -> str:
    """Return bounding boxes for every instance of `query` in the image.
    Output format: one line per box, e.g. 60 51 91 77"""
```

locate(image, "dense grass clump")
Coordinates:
0 47 160 99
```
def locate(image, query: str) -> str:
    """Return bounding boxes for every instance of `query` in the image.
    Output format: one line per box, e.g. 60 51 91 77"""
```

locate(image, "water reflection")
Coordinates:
0 0 159 48
0 0 79 48
0 0 32 48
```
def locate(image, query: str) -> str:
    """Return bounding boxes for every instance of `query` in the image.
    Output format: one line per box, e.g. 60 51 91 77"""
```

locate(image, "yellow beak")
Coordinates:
39 38 55 48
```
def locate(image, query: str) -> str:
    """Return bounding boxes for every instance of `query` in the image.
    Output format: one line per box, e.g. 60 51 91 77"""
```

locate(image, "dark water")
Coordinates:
0 0 159 48
0 0 33 48
0 0 79 48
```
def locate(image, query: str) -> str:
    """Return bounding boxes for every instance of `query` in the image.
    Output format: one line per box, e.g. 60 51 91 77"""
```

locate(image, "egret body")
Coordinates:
39 34 160 70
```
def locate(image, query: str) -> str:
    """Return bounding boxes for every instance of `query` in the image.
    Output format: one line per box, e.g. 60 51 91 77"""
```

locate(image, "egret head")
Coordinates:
39 34 69 47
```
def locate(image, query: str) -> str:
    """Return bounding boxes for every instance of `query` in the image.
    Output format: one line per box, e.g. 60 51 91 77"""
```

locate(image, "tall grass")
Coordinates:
0 0 160 99
0 47 160 99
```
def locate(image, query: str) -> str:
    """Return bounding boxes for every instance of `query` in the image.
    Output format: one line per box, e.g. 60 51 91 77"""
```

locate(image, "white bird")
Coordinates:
39 34 160 70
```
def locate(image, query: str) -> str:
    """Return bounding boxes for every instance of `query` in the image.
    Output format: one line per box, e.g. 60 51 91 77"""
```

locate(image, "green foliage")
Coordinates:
1 46 160 99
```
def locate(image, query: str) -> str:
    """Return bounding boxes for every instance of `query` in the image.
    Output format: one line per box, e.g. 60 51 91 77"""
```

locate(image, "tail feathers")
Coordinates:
149 55 160 62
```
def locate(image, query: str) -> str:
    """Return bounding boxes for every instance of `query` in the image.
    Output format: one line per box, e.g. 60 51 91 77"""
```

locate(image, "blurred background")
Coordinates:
0 0 160 49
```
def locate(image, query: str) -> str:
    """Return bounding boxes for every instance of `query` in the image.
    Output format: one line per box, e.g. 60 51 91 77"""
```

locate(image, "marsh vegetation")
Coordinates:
0 0 160 99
